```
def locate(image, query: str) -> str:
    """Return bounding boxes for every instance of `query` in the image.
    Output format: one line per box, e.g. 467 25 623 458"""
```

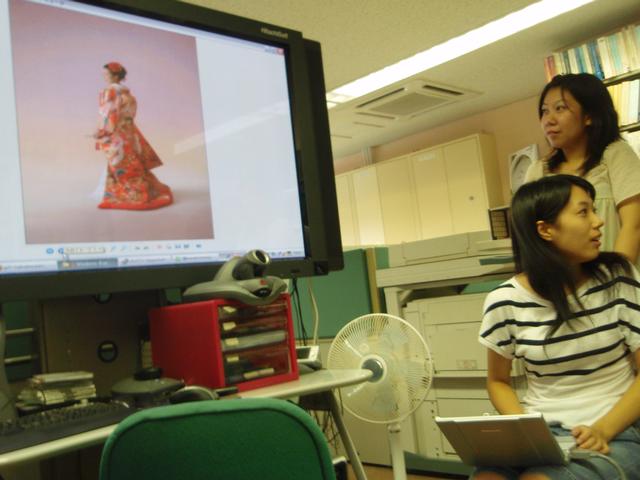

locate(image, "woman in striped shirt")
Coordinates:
473 174 640 480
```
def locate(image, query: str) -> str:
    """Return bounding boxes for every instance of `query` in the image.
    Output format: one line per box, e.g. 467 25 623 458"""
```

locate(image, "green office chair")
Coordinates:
99 397 337 480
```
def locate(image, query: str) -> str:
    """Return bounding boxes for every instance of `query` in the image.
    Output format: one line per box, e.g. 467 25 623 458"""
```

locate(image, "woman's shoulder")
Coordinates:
582 260 640 295
483 277 514 302
524 156 548 182
593 140 640 200
101 84 122 96
482 276 545 314
601 139 640 165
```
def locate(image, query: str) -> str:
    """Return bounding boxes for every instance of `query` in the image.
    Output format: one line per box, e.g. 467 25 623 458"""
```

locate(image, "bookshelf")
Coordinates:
544 22 640 134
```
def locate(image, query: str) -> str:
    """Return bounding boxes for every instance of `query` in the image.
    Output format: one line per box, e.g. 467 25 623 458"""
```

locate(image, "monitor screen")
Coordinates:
0 0 342 301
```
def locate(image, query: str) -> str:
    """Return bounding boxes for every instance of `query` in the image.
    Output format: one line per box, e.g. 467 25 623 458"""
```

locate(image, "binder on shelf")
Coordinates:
629 79 640 125
579 44 592 74
552 52 564 75
587 40 604 80
624 27 640 69
596 35 614 79
221 330 287 352
220 314 287 337
608 32 624 75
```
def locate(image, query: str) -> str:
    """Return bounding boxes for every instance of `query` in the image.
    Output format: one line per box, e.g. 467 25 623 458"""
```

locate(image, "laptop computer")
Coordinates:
435 413 576 467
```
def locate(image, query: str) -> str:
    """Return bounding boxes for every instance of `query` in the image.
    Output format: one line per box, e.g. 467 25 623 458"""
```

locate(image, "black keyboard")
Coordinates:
0 401 135 454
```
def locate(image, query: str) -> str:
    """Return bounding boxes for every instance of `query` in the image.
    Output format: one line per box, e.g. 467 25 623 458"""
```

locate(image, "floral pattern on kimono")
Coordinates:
94 83 172 210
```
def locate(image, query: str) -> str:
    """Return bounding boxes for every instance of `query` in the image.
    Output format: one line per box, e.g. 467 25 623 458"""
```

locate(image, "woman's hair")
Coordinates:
104 62 127 81
511 174 629 331
538 73 621 176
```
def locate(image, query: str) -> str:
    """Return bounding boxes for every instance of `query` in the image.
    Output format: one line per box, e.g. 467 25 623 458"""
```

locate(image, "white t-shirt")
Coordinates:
524 140 640 256
478 266 640 428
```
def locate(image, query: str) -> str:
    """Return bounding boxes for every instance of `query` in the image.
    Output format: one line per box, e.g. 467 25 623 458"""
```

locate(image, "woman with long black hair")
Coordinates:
473 174 640 479
525 73 640 264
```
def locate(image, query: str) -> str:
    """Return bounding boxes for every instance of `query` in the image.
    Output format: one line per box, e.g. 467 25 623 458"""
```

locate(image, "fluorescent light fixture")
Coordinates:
327 0 594 103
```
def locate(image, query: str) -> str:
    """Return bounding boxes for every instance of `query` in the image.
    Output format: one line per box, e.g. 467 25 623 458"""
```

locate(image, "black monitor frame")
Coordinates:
0 0 342 302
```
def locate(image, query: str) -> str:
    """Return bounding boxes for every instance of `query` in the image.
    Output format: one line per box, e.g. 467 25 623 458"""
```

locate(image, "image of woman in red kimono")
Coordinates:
94 62 173 210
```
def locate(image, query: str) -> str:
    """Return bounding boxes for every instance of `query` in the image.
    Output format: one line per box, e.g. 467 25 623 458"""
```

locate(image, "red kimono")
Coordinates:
95 83 172 210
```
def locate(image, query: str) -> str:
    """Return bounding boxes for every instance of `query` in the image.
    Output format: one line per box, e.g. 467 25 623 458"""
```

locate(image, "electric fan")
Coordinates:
327 313 433 480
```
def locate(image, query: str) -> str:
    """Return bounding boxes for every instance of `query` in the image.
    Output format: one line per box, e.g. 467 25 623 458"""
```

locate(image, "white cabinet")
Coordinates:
351 167 385 245
377 156 420 244
335 175 358 246
443 136 498 234
411 134 500 237
336 134 500 247
411 149 453 239
335 166 385 246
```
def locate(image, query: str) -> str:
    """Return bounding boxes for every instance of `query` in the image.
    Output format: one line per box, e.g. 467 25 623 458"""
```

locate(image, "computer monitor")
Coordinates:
0 0 343 302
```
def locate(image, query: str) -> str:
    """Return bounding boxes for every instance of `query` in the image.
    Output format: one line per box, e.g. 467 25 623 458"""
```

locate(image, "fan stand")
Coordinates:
363 356 406 480
388 422 407 480
327 313 433 480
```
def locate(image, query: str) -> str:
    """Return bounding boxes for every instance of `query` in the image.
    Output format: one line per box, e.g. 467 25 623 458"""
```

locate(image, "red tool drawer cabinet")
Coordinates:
149 294 298 392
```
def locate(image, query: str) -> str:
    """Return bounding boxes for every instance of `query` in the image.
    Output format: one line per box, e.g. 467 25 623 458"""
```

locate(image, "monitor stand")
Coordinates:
0 305 17 421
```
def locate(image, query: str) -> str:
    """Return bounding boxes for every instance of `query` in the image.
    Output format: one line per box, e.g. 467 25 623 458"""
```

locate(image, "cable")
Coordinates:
569 448 627 480
291 278 308 345
307 277 320 345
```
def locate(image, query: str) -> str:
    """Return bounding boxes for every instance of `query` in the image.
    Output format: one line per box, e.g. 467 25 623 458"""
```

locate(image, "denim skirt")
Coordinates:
470 420 640 480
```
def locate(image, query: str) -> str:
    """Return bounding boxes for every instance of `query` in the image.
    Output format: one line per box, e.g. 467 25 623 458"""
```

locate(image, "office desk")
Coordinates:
0 368 372 479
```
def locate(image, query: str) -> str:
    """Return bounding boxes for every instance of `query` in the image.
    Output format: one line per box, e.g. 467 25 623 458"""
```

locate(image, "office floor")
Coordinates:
348 464 466 480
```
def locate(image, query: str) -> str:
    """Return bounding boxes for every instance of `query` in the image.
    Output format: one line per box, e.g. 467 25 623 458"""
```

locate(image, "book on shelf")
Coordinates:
629 79 640 125
624 27 640 70
607 81 640 127
579 44 593 75
596 35 614 79
587 40 604 80
608 32 624 75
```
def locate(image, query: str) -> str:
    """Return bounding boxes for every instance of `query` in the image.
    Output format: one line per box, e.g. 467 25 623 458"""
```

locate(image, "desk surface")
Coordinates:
0 368 371 468
239 368 372 399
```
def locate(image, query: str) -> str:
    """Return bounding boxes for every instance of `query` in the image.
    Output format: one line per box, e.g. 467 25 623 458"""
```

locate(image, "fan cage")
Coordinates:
327 313 433 424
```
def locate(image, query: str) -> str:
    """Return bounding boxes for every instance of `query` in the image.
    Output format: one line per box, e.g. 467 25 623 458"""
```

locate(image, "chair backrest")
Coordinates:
99 397 336 480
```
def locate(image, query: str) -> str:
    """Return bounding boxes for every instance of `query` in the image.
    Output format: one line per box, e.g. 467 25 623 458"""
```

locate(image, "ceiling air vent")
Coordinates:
355 79 475 119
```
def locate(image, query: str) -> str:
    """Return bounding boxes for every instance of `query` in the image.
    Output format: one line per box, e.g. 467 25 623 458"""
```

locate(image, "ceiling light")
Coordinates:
327 0 594 104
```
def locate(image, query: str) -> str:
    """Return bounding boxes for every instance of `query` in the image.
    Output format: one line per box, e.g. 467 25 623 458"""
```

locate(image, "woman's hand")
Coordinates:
571 424 610 454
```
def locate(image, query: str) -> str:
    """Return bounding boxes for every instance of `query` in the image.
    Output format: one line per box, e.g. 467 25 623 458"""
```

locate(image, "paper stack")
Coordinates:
18 371 97 406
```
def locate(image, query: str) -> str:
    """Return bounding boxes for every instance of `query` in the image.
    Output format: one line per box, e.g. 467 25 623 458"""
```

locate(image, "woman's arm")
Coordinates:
572 349 640 453
603 140 640 262
486 349 524 415
592 349 640 438
95 87 119 138
614 194 640 263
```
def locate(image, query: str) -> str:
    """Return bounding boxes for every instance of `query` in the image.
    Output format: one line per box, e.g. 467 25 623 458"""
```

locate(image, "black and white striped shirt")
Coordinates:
478 268 640 428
